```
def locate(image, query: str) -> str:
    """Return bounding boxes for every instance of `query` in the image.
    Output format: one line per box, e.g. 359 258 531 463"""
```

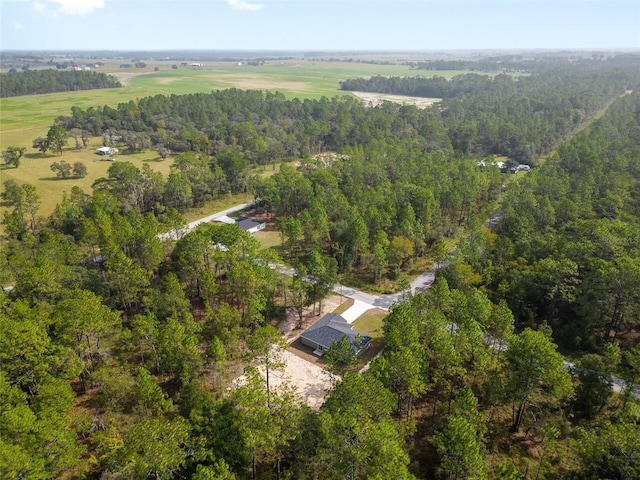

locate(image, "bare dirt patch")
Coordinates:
232 340 335 411
267 349 333 411
234 295 348 410
352 91 442 109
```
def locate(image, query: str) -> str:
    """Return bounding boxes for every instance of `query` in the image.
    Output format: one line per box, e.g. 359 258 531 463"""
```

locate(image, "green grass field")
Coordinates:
1 60 421 145
0 60 491 220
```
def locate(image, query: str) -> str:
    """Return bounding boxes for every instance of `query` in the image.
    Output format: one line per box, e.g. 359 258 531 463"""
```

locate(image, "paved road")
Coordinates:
158 200 256 241
333 265 441 313
165 203 639 399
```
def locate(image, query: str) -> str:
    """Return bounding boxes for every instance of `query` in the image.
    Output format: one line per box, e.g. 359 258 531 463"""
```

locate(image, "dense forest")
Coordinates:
0 69 122 97
446 88 640 351
341 57 640 163
1 56 640 479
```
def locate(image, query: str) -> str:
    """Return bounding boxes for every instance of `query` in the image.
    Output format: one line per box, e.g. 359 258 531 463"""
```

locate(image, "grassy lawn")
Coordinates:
254 229 282 252
351 309 387 338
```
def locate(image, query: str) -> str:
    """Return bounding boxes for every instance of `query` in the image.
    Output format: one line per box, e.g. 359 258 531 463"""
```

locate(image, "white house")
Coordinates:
96 147 118 155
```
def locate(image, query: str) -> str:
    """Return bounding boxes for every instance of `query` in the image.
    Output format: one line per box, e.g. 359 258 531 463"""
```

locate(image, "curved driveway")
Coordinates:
175 203 638 398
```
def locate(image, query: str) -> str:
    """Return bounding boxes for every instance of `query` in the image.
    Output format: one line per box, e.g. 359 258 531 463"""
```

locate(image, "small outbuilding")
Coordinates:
300 313 372 357
96 146 118 155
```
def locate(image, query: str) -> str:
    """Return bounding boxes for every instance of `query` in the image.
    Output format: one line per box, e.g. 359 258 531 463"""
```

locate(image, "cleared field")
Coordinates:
0 60 485 219
1 61 461 147
352 91 442 109
0 141 174 218
124 63 475 100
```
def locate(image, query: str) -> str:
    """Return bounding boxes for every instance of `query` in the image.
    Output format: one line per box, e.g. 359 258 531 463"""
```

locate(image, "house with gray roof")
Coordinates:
299 313 372 357
236 217 265 234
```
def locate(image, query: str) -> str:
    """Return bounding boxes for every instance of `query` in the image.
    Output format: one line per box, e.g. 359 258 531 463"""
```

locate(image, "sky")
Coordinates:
1 0 639 51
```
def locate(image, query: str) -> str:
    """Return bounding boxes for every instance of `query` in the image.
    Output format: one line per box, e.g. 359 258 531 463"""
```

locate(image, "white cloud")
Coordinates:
47 0 105 15
227 0 263 12
32 2 47 14
14 21 26 30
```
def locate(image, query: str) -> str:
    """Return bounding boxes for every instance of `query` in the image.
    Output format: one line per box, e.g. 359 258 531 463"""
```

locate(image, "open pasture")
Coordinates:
0 59 476 219
1 60 425 148
122 61 465 99
0 142 174 218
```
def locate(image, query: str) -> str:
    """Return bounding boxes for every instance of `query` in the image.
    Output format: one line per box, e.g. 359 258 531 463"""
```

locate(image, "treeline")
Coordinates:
341 58 640 162
410 54 616 73
411 59 508 72
57 89 448 158
341 73 493 98
0 69 122 97
54 57 640 170
55 88 501 277
252 145 501 276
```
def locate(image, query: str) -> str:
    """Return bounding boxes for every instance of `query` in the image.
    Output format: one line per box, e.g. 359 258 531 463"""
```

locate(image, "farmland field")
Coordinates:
0 59 477 218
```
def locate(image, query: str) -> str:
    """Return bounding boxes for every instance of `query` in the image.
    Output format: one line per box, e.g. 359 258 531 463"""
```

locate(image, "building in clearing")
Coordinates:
96 146 118 155
300 313 372 357
236 217 266 235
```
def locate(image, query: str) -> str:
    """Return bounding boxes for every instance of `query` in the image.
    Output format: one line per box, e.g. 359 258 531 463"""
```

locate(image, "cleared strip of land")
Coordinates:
352 91 441 109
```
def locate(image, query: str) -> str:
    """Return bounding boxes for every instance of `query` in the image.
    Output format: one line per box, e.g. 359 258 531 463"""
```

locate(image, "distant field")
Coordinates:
125 61 422 99
0 59 490 220
1 61 412 148
1 61 467 148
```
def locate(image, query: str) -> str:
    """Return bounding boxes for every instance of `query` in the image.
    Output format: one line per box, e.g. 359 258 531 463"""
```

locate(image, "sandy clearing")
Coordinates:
352 91 442 109
253 349 334 411
232 295 345 411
